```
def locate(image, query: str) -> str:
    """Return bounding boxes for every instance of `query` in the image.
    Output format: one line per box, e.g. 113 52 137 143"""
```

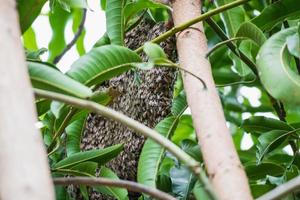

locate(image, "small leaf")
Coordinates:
94 33 111 47
193 181 214 200
54 161 98 176
286 32 300 58
250 184 275 198
28 61 93 98
95 167 128 200
52 144 123 169
67 45 141 86
171 91 187 116
143 42 167 60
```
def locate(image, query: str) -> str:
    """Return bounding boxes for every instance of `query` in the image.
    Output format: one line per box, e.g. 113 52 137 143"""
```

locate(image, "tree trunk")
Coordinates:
81 19 176 199
0 1 55 199
171 0 252 200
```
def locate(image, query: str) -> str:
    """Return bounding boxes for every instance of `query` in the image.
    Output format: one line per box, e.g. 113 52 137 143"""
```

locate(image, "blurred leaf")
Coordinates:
251 0 300 31
246 162 285 180
72 9 86 56
23 27 38 50
28 61 93 98
171 91 187 116
257 130 291 163
66 113 88 156
257 27 300 105
236 22 267 46
67 45 141 86
36 99 51 116
172 115 195 145
250 184 275 198
48 5 70 62
180 140 202 162
95 167 128 200
55 161 98 176
52 144 123 169
193 181 214 200
242 116 293 133
143 42 167 60
94 33 111 47
286 31 300 59
170 165 196 200
106 0 124 45
17 0 47 33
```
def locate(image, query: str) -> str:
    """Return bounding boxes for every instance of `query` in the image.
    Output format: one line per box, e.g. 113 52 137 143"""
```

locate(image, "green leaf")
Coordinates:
180 140 201 162
17 0 47 33
55 161 98 176
170 165 196 200
48 5 70 62
242 116 293 133
256 130 292 163
138 116 178 187
52 144 123 169
250 184 275 198
106 0 124 45
94 33 111 47
286 32 300 58
193 181 214 200
28 61 93 98
172 115 195 145
36 99 51 116
72 9 86 56
143 42 167 60
256 27 300 105
95 167 128 200
171 91 187 116
124 0 170 24
67 45 141 86
57 0 88 12
66 113 88 156
245 162 285 180
236 22 267 47
251 0 300 31
22 27 38 50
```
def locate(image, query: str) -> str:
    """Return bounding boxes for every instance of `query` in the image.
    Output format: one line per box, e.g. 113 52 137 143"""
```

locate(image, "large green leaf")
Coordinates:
256 27 300 105
28 61 92 98
245 162 285 180
54 161 98 176
95 167 128 200
137 116 178 187
106 0 124 45
66 113 88 156
242 116 293 133
52 144 123 169
67 45 141 86
251 0 300 31
256 130 292 163
17 0 47 33
48 5 70 62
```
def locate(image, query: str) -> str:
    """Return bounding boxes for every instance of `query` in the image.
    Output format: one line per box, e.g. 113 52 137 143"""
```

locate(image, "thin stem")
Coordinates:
256 176 300 200
205 17 257 74
53 177 176 200
134 0 251 53
53 9 87 64
33 89 216 199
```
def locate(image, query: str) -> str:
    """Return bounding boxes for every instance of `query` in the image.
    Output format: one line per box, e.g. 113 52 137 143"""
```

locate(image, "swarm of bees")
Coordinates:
78 19 177 199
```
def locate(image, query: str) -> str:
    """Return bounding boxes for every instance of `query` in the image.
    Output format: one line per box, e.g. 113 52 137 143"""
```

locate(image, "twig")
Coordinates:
53 9 87 64
256 176 300 200
33 88 216 199
134 0 251 53
53 177 176 200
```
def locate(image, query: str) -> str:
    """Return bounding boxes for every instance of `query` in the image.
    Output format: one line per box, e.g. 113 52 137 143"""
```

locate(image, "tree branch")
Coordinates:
135 0 250 53
53 9 87 64
33 88 216 199
53 177 175 200
256 176 300 200
171 0 252 199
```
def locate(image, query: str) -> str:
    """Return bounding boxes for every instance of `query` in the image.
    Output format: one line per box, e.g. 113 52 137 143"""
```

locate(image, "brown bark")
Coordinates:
171 1 252 200
0 1 54 200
